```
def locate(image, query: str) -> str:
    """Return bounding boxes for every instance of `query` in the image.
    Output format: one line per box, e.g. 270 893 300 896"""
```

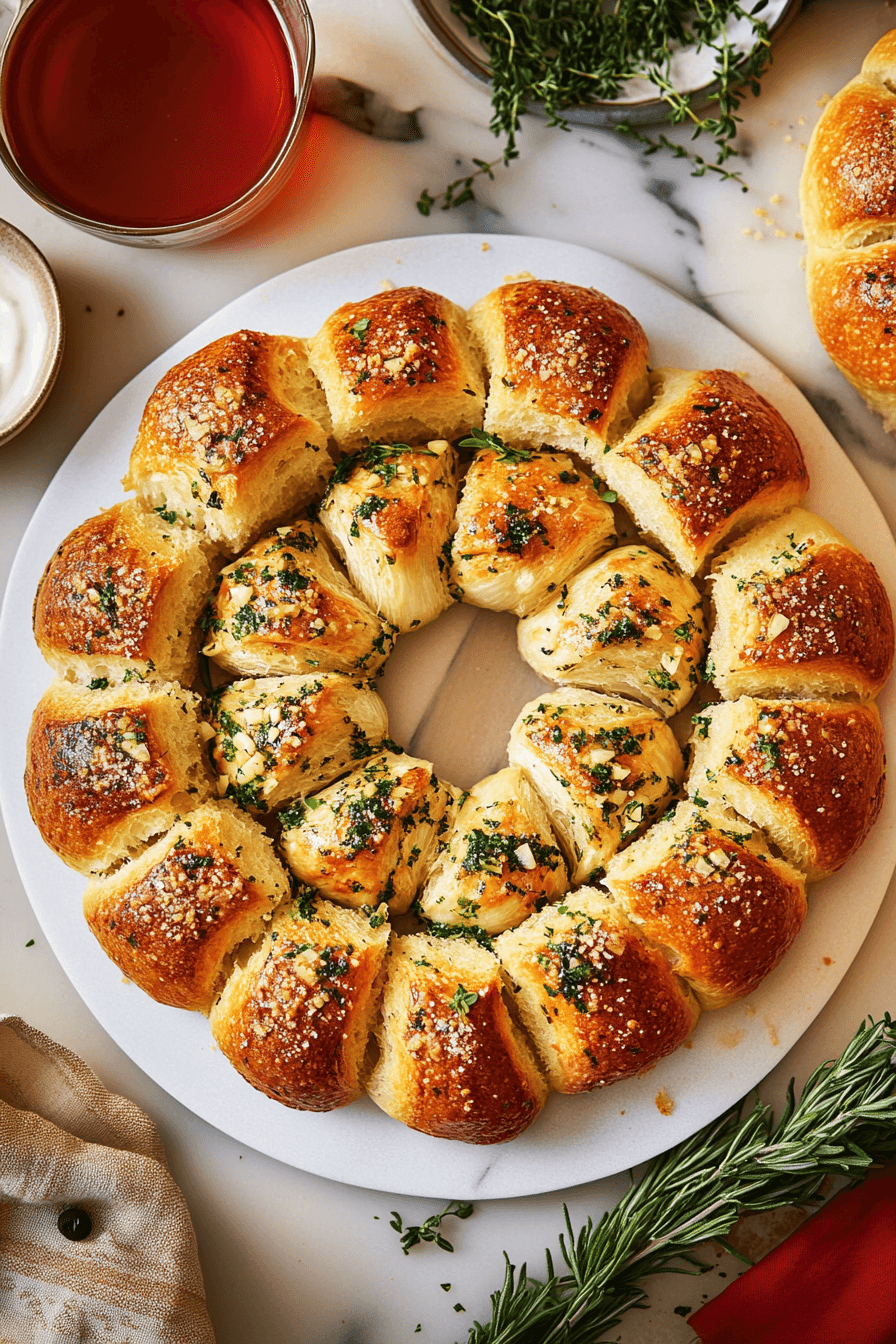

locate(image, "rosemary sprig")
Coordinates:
459 1015 896 1343
418 0 773 212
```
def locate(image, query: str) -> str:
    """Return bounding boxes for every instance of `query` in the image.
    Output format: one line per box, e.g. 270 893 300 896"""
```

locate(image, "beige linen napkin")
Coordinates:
0 1015 216 1344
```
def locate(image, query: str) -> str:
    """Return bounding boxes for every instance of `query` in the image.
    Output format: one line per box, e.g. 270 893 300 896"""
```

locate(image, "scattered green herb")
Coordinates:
390 1201 474 1254
458 1015 896 1343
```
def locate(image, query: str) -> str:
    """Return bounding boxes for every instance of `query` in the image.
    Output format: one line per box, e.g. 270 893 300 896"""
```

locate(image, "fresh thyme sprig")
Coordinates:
418 0 773 213
391 1200 475 1254
459 1015 896 1343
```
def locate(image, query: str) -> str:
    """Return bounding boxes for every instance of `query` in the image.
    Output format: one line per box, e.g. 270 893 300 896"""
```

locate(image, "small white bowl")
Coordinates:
0 218 63 447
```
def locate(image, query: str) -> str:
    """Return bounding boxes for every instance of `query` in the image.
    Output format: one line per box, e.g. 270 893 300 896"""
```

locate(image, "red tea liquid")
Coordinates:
2 0 297 227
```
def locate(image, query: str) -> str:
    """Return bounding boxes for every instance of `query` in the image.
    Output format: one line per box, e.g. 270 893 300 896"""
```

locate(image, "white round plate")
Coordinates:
1 233 893 1199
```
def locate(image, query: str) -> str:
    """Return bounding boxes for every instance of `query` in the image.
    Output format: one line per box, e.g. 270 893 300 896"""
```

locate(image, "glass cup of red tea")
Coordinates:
0 0 314 246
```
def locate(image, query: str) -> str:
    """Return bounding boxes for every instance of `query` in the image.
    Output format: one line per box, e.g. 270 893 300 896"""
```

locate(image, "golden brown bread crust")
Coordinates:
450 443 616 616
24 679 209 874
468 279 650 461
209 897 390 1111
32 500 215 685
279 752 455 914
319 440 460 632
366 934 547 1143
801 81 896 251
124 331 331 550
603 803 808 1011
805 246 896 410
83 802 289 1012
202 520 392 679
799 30 896 422
709 509 895 701
604 369 809 575
688 698 887 881
496 890 699 1093
308 288 485 448
207 673 390 811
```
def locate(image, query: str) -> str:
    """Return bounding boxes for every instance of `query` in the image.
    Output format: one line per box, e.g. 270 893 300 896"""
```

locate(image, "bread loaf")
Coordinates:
801 31 896 425
24 276 893 1147
449 437 616 616
467 278 649 462
319 439 460 632
25 678 209 875
124 331 332 550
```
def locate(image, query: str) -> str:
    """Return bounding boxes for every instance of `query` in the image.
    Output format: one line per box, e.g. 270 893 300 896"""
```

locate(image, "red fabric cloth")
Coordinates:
688 1165 896 1343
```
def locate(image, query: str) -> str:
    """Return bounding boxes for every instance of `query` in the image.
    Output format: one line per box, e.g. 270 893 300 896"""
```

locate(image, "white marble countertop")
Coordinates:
1 1 894 1340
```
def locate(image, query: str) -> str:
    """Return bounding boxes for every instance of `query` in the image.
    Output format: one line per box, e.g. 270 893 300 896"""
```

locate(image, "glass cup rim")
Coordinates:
0 0 316 243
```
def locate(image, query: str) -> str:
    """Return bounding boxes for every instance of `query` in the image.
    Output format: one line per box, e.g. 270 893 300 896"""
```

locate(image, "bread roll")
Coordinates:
708 508 894 701
495 888 699 1093
800 31 896 425
365 933 547 1143
210 895 390 1111
416 766 567 935
202 520 393 679
517 544 706 716
319 439 460 632
449 437 617 616
603 801 807 1010
307 287 485 449
687 697 886 881
603 368 809 575
507 689 684 884
279 752 455 915
83 801 290 1012
25 678 210 875
207 673 389 812
124 331 332 553
32 500 215 686
467 278 649 463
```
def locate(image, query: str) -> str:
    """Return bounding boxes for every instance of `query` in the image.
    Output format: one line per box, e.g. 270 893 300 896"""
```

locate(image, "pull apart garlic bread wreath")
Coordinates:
25 278 893 1147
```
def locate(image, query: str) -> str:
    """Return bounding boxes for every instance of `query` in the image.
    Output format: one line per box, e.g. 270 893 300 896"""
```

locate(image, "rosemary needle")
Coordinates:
459 1015 896 1343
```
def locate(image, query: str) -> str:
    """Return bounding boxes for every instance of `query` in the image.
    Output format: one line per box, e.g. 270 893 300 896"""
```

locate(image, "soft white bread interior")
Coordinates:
508 689 685 884
365 932 547 1143
307 287 485 449
319 440 460 632
687 697 887 881
124 331 332 552
603 800 808 1010
517 544 706 716
603 368 809 576
209 895 390 1111
202 519 392 679
32 500 216 687
83 801 290 1013
207 673 389 812
495 887 700 1093
449 437 617 617
416 766 567 935
467 278 650 462
25 678 210 875
279 752 455 915
708 507 894 701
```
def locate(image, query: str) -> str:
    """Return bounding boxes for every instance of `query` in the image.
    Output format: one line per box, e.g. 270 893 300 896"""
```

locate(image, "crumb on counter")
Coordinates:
655 1088 674 1116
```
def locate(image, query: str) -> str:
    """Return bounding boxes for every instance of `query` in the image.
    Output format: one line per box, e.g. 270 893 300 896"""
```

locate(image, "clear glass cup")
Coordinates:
0 0 315 248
